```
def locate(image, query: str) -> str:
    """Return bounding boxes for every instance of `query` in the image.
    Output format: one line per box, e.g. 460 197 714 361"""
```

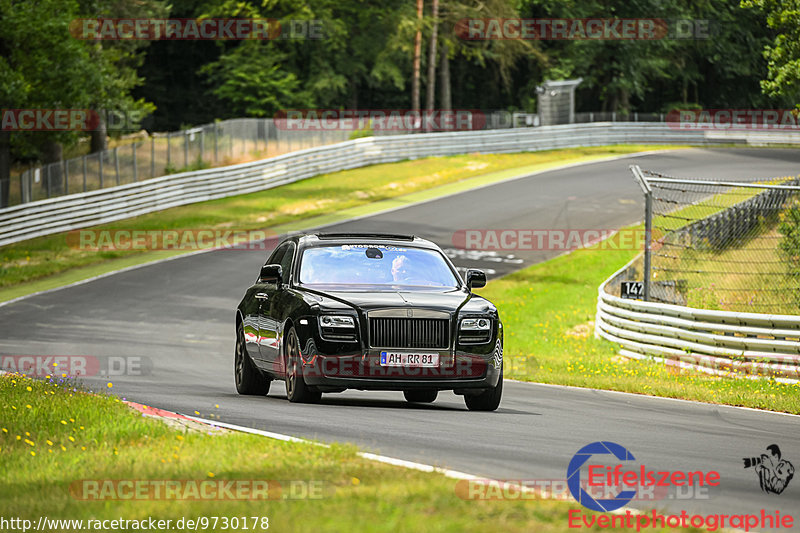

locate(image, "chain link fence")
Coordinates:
2 110 686 209
633 166 800 313
2 118 351 208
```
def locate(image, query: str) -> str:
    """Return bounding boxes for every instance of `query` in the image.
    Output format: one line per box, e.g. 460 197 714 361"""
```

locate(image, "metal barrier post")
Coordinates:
132 142 138 181
630 164 652 301
99 152 104 188
151 135 156 177
214 122 219 163
114 147 120 185
82 156 87 192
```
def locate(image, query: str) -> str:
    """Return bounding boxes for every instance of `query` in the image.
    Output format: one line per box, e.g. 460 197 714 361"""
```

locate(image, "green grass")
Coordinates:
475 228 800 414
673 226 796 312
648 178 800 313
0 145 684 302
0 374 695 532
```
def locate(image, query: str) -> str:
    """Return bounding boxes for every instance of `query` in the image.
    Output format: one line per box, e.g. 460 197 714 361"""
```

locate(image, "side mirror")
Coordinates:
465 269 486 291
259 264 283 286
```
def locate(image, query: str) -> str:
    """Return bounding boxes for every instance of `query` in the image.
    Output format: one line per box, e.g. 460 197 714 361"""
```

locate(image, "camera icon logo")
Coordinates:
743 444 794 495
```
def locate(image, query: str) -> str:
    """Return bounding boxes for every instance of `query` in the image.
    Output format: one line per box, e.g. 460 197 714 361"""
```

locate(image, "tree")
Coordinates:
426 0 440 113
438 0 544 109
520 0 773 114
742 0 800 107
412 0 424 110
0 0 164 206
196 0 410 116
0 0 98 203
77 0 167 153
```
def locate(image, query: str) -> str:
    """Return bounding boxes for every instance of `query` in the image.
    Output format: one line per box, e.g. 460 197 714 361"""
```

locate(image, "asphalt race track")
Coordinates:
2 148 800 523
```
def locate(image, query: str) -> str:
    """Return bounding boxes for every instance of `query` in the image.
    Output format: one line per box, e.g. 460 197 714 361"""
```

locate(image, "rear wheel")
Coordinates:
235 323 271 395
464 364 502 411
285 327 321 404
403 390 438 403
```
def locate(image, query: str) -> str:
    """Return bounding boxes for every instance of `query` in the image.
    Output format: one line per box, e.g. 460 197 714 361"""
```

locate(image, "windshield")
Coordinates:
299 244 459 288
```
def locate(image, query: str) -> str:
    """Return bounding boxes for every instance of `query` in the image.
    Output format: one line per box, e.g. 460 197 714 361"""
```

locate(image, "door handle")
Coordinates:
255 293 269 300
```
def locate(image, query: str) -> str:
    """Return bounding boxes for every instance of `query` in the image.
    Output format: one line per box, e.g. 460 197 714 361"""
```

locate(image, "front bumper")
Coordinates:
294 313 503 392
300 349 502 392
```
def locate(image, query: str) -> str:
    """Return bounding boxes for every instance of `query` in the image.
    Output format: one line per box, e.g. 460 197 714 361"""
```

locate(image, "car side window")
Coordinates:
267 244 287 266
279 243 295 285
259 244 288 284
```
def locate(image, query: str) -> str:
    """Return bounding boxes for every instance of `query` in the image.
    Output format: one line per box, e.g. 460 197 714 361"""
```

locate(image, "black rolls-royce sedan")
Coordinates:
235 233 504 411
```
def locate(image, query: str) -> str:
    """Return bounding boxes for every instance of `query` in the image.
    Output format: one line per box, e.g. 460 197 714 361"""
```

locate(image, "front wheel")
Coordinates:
284 327 321 404
235 323 271 395
403 390 438 403
464 364 503 411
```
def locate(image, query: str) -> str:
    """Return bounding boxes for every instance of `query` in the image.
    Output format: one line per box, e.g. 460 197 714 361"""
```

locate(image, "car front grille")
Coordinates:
369 317 450 349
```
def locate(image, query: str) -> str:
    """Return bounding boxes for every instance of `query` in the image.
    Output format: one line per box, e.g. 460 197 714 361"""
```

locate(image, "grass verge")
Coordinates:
0 374 690 532
0 145 686 303
475 227 800 414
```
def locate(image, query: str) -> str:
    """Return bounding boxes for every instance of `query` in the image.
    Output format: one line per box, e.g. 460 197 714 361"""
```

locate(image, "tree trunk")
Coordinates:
0 131 9 208
90 115 108 153
620 88 630 116
425 0 439 118
350 79 359 110
411 0 424 112
439 41 451 110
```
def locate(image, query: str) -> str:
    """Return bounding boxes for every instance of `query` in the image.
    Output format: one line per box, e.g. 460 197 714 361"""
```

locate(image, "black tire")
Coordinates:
235 322 271 395
464 364 503 411
284 327 321 404
403 390 438 403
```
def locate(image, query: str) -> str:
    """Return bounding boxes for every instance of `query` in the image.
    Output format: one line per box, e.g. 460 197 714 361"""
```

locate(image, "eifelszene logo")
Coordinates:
567 441 638 511
743 444 794 495
567 441 720 512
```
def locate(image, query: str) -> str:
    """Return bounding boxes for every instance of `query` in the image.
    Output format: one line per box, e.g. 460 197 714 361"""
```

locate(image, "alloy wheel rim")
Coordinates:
235 329 244 385
286 332 297 396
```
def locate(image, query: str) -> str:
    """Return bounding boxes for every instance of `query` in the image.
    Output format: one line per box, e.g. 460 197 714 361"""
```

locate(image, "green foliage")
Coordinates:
200 43 313 116
0 0 166 167
348 121 374 139
164 158 211 175
778 198 800 278
521 0 775 112
742 0 800 107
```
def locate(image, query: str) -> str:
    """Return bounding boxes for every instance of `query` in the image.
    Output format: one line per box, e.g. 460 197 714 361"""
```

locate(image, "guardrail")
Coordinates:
595 253 800 383
3 122 800 247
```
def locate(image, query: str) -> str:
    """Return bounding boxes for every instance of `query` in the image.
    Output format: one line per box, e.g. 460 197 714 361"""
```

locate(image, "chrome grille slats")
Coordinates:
369 317 449 349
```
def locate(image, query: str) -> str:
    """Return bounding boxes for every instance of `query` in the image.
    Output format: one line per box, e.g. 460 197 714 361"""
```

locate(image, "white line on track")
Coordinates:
182 414 482 481
506 379 800 418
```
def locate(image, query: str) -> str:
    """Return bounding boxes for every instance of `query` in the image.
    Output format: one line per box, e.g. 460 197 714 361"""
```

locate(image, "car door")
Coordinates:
258 242 295 370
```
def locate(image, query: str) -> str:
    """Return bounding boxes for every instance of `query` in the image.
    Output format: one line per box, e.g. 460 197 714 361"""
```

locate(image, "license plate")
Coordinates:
380 352 439 367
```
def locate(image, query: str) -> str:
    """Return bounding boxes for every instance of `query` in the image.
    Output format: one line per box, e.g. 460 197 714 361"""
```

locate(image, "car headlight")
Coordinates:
320 315 355 328
460 317 491 330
